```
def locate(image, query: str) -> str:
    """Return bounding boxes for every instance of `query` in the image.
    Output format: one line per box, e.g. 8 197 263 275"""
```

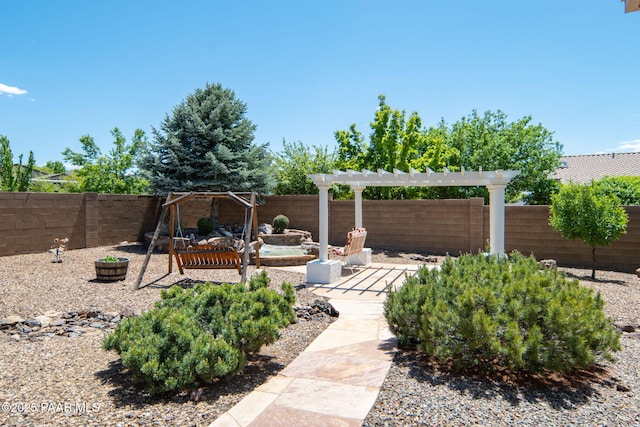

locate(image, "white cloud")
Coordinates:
617 139 640 152
0 83 28 96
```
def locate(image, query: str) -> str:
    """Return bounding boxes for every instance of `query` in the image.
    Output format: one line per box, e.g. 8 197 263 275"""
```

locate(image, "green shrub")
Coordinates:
197 217 215 235
103 271 296 394
593 176 640 205
272 214 289 234
384 253 621 373
103 306 241 395
158 271 296 354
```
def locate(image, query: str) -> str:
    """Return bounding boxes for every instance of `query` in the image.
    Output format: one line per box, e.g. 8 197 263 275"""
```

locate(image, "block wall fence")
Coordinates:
1 192 638 272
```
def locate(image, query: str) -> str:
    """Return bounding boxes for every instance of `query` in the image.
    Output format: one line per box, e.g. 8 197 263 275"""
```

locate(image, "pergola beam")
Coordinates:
311 169 518 188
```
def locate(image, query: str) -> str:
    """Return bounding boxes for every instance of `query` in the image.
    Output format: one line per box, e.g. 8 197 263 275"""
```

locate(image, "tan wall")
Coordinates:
258 195 319 239
169 195 319 239
328 198 486 254
0 192 162 256
96 194 163 246
1 192 638 272
505 205 640 272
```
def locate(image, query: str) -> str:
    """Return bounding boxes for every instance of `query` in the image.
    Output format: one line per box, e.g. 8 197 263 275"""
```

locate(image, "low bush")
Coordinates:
103 271 296 394
272 214 289 234
197 217 215 235
384 252 621 373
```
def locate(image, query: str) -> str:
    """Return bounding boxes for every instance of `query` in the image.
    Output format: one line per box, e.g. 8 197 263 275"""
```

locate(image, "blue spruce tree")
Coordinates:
140 83 272 195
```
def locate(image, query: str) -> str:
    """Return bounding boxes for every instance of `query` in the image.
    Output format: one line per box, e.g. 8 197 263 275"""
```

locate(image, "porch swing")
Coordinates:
134 191 260 290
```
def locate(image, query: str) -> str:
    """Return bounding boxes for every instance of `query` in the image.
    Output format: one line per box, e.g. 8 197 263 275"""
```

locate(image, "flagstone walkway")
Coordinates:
209 263 421 427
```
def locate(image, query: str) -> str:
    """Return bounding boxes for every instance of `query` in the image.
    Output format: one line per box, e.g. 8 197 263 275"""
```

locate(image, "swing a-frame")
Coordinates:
134 191 260 290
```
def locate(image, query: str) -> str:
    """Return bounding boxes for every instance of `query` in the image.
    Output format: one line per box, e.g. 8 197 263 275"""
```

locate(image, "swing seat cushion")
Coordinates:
174 245 242 274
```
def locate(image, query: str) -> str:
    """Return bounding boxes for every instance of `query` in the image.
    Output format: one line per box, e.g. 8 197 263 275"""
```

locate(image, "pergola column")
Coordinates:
352 185 365 229
317 183 331 262
306 182 342 284
487 184 507 255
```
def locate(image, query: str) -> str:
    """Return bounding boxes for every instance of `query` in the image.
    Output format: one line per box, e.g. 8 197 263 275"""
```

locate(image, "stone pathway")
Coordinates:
209 263 421 427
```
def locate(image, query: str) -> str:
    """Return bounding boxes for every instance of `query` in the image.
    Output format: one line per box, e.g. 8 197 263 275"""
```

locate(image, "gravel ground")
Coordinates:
0 243 334 427
1 244 639 426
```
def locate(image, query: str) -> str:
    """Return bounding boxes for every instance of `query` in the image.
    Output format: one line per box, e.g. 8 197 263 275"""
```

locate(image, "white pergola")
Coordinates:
306 167 520 283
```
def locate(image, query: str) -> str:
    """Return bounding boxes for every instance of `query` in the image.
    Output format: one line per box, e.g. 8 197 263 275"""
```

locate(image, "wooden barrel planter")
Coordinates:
95 258 129 281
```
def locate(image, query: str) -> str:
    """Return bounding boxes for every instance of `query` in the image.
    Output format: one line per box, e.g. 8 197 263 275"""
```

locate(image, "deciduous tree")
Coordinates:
0 135 35 191
62 128 148 194
334 95 426 199
549 182 628 278
447 110 562 203
333 98 561 203
592 176 640 205
272 139 335 195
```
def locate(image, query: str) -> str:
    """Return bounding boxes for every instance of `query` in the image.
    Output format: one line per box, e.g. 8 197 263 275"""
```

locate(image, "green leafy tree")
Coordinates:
592 176 640 205
44 160 66 174
139 82 273 195
0 135 35 191
272 139 335 195
447 110 562 203
550 182 628 278
413 119 459 173
333 98 561 203
410 120 464 199
62 128 148 194
335 95 428 199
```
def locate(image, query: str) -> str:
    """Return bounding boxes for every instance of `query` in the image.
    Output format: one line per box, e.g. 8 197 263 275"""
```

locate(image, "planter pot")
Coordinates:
95 258 129 281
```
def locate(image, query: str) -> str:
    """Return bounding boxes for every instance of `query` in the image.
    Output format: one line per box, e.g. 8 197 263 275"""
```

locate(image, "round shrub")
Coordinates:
272 214 289 234
384 252 621 373
158 272 296 354
197 217 215 235
103 271 296 395
103 306 241 395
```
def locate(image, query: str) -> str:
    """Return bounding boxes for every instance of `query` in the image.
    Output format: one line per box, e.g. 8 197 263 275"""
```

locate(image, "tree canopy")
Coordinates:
592 176 640 205
62 128 148 194
333 96 562 202
272 139 335 195
139 83 272 195
0 135 35 192
446 110 562 203
549 182 628 278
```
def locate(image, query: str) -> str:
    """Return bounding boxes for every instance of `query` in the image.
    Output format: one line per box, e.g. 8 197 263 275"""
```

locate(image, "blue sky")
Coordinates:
1 1 639 166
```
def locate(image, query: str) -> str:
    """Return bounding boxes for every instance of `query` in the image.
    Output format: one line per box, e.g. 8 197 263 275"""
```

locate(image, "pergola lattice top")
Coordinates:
310 168 520 188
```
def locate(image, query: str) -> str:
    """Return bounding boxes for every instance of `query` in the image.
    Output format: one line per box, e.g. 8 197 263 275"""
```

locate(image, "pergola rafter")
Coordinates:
313 167 518 187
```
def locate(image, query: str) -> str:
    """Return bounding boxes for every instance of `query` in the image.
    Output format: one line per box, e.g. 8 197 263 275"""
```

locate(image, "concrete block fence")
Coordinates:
1 192 638 272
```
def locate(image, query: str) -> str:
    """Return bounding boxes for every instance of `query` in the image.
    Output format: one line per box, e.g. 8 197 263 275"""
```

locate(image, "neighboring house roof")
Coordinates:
553 152 640 184
31 173 72 184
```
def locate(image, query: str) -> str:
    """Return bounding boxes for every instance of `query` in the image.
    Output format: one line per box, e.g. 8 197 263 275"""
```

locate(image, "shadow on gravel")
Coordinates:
112 243 149 255
397 350 619 410
564 271 628 286
95 354 285 408
137 275 243 290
